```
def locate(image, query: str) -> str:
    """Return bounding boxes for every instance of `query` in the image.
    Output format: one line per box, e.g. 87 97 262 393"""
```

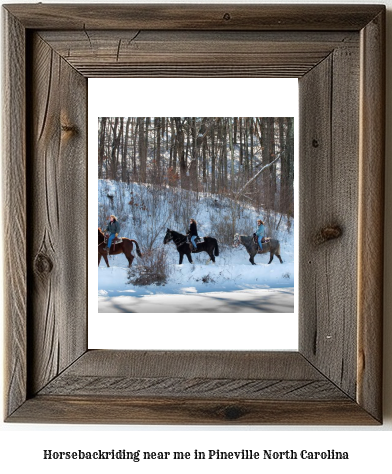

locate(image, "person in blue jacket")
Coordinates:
255 219 265 250
104 215 120 252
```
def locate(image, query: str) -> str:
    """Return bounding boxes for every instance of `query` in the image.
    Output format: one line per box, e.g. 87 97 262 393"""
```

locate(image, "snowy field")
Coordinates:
99 288 293 313
98 179 295 313
98 246 294 313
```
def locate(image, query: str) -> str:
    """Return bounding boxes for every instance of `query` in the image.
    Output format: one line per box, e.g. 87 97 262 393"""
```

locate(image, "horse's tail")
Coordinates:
214 239 220 257
274 240 281 255
131 239 143 257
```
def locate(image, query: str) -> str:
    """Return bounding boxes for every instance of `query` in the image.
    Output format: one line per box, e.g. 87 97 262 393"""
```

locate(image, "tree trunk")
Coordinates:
222 118 228 191
110 117 119 181
122 117 131 183
98 117 107 179
138 117 147 183
286 117 295 216
156 117 161 184
211 122 216 194
174 117 188 189
268 117 276 208
228 117 235 191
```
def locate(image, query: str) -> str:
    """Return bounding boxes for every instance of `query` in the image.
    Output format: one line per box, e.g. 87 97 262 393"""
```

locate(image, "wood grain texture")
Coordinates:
37 351 346 400
9 396 378 425
27 33 87 396
11 351 377 424
299 40 360 399
4 4 383 31
57 350 325 379
357 9 385 422
2 9 27 419
39 30 358 78
39 377 347 400
2 4 385 425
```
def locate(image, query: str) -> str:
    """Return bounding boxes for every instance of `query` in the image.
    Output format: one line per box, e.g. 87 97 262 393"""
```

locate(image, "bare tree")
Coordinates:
98 116 294 215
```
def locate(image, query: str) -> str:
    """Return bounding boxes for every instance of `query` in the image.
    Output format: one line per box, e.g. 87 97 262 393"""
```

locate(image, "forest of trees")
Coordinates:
98 117 294 216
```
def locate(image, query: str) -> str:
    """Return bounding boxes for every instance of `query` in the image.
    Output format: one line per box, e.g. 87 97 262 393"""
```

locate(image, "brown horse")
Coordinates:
98 228 142 267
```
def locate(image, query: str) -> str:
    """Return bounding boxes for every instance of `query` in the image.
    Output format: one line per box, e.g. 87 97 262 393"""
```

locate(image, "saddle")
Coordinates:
188 236 201 252
253 233 270 251
104 235 123 246
187 235 201 243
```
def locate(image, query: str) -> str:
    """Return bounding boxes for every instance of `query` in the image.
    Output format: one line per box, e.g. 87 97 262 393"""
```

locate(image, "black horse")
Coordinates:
163 228 219 264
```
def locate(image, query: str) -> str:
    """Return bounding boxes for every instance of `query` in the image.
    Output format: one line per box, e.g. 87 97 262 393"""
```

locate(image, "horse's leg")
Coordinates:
179 252 184 265
122 243 135 268
277 254 283 264
268 252 274 264
103 253 110 267
98 254 101 266
209 251 215 263
186 252 193 264
249 253 256 265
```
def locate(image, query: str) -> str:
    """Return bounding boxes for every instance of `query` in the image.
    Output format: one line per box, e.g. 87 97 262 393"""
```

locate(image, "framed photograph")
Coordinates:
90 78 298 351
3 4 384 424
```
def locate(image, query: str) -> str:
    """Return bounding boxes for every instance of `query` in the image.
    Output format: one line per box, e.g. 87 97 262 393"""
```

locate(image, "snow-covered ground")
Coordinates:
98 251 294 312
99 251 293 296
98 179 294 313
99 288 294 313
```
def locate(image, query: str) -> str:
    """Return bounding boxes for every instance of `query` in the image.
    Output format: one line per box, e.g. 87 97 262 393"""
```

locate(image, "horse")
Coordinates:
163 228 219 265
98 227 142 267
233 233 283 265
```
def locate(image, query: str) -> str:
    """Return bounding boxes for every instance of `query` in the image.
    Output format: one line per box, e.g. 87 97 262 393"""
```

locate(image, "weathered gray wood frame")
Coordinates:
2 4 385 424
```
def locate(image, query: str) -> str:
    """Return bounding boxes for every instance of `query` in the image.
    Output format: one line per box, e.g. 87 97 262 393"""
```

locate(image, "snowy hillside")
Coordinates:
98 179 294 311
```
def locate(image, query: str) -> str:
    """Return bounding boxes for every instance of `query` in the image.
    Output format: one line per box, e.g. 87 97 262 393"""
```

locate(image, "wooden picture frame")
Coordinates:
3 4 385 424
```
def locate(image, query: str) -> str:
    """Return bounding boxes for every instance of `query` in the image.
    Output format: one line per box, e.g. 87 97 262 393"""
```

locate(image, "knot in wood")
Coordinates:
223 405 244 420
61 124 78 134
312 139 319 148
314 225 342 245
223 13 231 21
34 253 53 275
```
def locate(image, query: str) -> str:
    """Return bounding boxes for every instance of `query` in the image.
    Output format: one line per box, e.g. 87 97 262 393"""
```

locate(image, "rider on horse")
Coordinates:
187 218 198 251
104 215 120 252
255 219 265 250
